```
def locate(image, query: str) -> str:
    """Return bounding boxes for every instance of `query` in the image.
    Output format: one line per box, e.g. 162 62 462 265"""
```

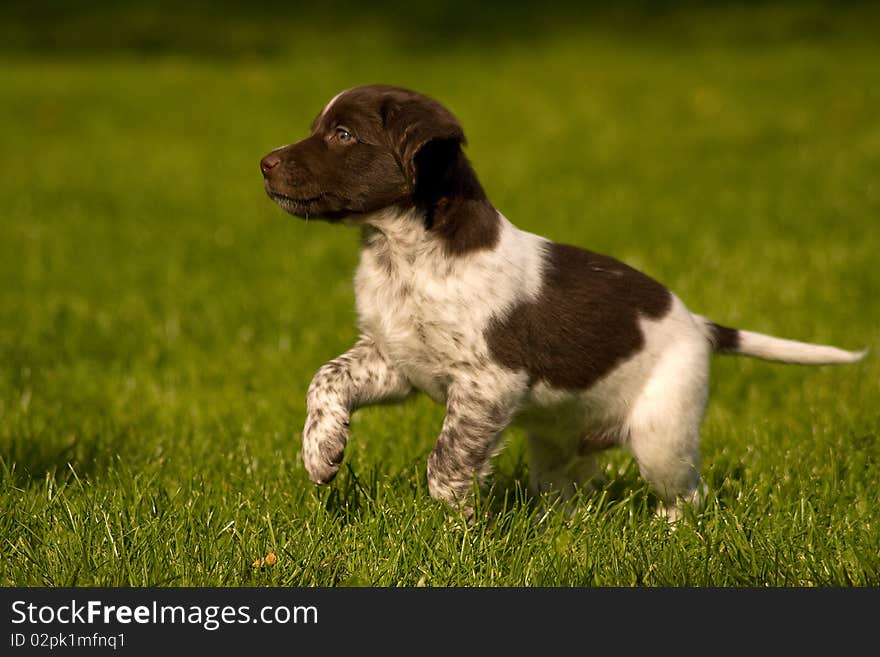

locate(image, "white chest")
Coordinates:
353 244 489 398
352 210 545 399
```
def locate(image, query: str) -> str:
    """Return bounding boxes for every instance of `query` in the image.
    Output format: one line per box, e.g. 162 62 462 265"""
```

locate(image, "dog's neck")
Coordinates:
359 207 433 257
360 147 501 256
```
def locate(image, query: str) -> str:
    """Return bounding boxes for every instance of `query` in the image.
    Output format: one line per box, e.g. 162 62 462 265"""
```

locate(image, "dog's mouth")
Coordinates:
266 189 326 216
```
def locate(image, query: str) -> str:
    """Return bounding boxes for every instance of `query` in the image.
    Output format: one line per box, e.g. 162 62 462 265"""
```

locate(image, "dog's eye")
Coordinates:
335 127 353 142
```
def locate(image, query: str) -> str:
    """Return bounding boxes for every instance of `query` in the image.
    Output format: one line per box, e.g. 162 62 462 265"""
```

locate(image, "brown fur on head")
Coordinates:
259 85 468 222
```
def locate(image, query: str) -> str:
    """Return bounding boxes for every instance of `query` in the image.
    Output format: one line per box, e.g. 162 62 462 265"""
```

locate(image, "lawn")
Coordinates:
1 1 878 586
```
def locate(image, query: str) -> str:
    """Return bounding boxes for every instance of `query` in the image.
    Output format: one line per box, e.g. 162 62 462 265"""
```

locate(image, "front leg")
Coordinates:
426 375 525 513
304 335 410 484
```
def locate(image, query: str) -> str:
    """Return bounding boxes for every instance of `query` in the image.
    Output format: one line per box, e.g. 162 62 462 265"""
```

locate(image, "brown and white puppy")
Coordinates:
260 84 865 520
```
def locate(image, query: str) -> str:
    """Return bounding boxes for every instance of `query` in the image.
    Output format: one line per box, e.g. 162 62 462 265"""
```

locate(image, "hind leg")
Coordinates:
528 433 603 505
626 339 711 521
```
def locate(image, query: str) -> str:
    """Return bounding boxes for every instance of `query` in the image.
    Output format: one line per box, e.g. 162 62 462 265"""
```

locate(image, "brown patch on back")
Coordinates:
485 243 672 390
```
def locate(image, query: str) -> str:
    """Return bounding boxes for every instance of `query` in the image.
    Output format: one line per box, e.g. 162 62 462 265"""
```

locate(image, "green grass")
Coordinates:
1 2 879 586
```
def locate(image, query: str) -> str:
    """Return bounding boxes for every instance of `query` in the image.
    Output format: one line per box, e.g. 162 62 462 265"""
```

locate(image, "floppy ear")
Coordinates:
382 95 466 189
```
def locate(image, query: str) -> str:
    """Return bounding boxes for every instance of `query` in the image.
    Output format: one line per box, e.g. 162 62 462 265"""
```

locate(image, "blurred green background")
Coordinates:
0 1 877 585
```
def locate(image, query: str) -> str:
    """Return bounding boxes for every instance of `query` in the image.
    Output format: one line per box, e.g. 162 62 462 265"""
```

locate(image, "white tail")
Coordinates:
696 315 867 365
736 330 867 365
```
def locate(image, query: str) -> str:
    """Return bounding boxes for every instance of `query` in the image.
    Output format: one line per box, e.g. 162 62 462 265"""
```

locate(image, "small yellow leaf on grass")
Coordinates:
252 551 277 568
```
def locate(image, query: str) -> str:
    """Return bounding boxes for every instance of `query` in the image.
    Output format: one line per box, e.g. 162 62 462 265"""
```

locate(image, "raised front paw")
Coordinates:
302 409 349 485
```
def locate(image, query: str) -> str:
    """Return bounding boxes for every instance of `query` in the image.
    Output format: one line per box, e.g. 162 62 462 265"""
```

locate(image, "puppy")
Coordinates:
260 85 865 519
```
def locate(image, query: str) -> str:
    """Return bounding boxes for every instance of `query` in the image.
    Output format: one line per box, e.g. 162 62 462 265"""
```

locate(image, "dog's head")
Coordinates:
260 85 467 222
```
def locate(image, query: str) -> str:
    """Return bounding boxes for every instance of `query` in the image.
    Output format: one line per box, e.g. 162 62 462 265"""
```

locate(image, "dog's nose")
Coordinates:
260 153 281 178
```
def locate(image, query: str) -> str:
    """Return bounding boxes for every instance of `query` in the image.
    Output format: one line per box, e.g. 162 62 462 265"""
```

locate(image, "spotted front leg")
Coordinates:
426 376 524 513
303 336 410 484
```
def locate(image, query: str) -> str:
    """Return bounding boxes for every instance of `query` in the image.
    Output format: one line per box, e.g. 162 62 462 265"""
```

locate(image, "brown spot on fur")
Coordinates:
485 242 672 390
412 138 500 255
709 322 740 354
